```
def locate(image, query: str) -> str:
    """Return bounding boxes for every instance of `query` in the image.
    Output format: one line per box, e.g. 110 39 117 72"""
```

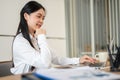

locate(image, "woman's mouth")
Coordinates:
36 24 41 28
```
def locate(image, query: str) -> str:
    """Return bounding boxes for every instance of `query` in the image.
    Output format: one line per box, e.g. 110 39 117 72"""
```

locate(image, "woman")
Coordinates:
11 1 96 74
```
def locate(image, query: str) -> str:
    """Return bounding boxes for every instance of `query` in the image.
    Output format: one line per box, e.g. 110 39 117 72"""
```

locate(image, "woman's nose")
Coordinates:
40 18 43 23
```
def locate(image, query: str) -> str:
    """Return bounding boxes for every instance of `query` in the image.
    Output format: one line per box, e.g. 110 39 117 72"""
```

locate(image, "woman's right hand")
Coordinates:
79 55 97 64
35 28 46 36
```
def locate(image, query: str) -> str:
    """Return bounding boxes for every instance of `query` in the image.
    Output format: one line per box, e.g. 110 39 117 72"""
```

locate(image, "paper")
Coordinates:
35 66 120 80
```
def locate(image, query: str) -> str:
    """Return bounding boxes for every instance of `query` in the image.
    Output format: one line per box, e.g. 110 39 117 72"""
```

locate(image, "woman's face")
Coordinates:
24 8 45 35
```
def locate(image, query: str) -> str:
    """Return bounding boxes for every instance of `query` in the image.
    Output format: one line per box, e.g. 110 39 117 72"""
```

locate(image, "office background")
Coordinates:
65 0 120 57
0 0 120 62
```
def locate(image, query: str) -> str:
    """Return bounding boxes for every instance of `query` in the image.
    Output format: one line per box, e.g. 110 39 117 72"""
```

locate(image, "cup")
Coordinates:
94 52 108 67
95 52 108 62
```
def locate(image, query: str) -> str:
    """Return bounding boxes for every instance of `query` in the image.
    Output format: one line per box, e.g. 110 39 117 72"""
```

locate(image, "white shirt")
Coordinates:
11 33 79 74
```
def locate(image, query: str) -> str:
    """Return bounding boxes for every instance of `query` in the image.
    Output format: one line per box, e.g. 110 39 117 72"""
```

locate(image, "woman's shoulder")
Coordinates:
14 33 27 42
15 33 23 39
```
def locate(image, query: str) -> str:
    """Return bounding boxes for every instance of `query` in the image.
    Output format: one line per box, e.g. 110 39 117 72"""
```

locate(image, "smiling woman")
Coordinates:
11 0 96 75
0 0 69 77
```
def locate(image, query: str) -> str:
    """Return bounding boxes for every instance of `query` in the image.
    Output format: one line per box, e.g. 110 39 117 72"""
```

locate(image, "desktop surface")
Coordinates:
0 64 120 80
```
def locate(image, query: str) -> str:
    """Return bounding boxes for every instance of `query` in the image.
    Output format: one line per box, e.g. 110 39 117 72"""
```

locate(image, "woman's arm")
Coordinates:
50 48 96 65
50 48 79 65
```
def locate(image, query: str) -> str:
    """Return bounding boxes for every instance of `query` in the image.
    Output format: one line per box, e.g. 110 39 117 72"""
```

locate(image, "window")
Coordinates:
65 0 120 57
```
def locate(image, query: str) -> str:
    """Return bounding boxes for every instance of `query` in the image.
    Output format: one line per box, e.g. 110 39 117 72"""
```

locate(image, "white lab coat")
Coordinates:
11 33 79 74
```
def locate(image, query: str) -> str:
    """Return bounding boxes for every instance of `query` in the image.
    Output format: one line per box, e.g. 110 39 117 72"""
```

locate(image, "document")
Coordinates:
35 66 120 80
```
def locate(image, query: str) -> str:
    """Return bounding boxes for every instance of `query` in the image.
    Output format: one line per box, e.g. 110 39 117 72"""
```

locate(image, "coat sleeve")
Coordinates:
50 48 80 65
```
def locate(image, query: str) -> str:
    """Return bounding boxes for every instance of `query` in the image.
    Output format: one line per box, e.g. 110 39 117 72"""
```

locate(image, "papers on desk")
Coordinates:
35 66 120 80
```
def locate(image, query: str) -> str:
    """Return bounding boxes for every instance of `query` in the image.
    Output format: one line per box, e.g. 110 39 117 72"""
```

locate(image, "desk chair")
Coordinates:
0 61 13 77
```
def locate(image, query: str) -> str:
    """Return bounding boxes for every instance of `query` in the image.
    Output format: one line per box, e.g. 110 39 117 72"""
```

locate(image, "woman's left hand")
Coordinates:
35 28 46 36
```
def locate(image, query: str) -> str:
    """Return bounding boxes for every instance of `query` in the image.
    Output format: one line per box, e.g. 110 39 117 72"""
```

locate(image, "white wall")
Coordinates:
0 0 66 62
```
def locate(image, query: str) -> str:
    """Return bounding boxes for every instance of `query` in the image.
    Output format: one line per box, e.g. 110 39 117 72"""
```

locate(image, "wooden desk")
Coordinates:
0 75 21 80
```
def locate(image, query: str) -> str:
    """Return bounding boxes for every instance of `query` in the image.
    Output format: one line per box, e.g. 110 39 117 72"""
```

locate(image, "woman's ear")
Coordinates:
24 13 29 20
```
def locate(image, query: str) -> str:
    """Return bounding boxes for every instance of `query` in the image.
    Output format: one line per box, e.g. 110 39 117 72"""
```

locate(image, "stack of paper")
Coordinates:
35 66 120 80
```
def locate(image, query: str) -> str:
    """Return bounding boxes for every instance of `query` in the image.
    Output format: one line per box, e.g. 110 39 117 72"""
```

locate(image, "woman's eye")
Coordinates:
42 17 45 20
37 16 41 18
36 15 45 20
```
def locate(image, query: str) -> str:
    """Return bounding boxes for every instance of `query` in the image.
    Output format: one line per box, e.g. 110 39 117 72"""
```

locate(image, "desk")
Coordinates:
0 75 21 80
0 67 120 80
103 68 120 75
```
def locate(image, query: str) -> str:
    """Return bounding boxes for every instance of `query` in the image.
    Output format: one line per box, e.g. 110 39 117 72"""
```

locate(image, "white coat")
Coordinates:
11 33 79 74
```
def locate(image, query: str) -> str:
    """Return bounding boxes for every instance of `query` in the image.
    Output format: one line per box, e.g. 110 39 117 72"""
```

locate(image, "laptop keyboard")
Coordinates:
89 62 105 67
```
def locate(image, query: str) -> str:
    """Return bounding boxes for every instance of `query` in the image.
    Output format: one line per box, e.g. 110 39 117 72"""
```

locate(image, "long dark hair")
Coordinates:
16 1 45 48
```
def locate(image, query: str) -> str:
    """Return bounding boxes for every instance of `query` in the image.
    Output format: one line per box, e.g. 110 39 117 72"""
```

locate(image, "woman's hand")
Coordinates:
35 28 46 36
80 55 96 64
